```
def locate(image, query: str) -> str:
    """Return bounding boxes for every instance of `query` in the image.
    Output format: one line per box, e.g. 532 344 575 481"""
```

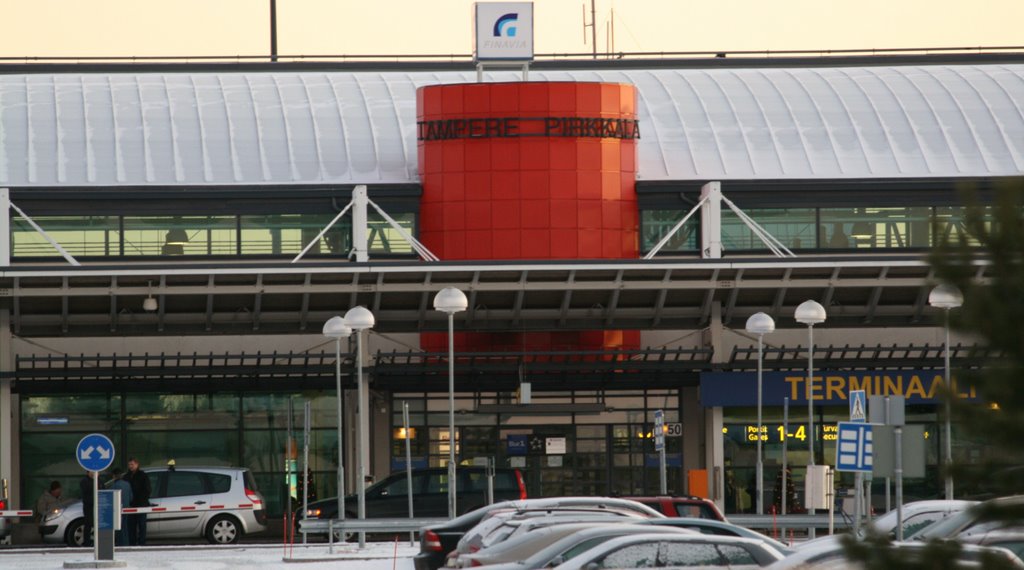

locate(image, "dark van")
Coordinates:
301 467 526 522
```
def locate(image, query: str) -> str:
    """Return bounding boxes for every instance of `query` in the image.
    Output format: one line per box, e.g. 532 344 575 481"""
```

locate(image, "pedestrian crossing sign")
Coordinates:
850 389 867 423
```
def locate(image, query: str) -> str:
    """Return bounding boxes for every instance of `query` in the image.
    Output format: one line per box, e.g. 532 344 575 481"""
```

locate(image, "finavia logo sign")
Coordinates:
493 13 518 37
475 2 533 61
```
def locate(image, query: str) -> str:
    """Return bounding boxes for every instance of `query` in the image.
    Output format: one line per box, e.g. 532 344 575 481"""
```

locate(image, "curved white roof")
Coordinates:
1 64 1022 186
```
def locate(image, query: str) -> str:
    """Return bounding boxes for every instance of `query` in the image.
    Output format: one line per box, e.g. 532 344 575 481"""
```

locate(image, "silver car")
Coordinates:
40 467 267 546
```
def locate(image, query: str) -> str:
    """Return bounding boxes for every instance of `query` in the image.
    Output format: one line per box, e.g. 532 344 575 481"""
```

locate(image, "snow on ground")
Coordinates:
0 542 419 569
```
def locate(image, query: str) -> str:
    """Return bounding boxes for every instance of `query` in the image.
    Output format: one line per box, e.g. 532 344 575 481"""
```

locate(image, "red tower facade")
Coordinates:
417 81 640 351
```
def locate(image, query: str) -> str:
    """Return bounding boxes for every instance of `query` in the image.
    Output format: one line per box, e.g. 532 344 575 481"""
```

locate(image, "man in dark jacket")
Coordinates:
79 471 95 546
124 457 151 546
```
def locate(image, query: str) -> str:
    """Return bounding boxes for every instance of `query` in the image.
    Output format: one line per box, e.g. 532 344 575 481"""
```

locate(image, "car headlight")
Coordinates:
305 508 321 518
43 508 63 522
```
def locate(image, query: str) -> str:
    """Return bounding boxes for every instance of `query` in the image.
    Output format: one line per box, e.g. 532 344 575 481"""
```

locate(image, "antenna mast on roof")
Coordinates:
582 0 597 59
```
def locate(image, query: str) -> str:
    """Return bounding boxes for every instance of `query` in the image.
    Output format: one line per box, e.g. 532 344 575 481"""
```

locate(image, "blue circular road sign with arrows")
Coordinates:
76 433 115 472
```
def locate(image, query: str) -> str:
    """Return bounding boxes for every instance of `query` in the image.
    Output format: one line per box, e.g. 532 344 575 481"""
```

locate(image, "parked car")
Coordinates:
551 532 785 569
623 495 726 521
302 466 526 527
645 517 793 555
867 499 977 539
458 522 694 568
41 467 266 546
450 510 658 567
960 530 1024 561
909 495 1024 542
767 536 1024 570
413 497 664 570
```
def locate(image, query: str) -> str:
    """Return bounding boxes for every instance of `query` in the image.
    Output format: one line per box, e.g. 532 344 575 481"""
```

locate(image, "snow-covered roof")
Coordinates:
1 64 1022 187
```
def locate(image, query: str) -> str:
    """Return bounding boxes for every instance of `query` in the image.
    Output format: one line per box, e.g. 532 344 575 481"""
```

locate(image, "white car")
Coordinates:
40 467 266 546
551 532 784 569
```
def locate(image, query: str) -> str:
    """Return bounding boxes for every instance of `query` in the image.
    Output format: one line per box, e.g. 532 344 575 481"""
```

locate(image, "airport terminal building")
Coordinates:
1 53 1022 516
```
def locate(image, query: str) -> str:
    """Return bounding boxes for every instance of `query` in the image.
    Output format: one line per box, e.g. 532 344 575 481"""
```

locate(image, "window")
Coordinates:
424 472 450 494
721 208 815 251
660 542 722 566
12 216 120 257
640 210 698 253
207 473 232 494
381 474 411 497
597 542 659 568
560 536 608 562
122 216 236 256
164 471 207 497
820 207 932 249
716 544 758 565
148 472 168 499
674 502 718 519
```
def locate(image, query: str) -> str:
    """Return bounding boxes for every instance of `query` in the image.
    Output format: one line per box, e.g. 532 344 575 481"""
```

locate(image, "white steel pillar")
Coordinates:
0 189 10 267
699 182 722 259
704 301 726 512
352 185 369 263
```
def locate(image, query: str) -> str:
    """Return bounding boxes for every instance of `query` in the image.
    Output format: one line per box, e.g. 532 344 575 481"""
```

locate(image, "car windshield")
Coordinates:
909 509 973 540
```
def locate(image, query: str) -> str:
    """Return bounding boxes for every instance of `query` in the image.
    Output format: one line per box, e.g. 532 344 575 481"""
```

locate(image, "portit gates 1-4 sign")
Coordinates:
475 2 534 61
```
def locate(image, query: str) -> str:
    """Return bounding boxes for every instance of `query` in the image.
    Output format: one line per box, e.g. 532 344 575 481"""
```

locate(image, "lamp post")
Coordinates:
322 316 351 537
795 300 826 525
433 287 468 519
745 312 775 516
343 305 374 548
929 283 963 501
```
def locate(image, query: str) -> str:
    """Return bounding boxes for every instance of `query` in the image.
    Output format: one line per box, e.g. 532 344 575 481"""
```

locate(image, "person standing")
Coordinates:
124 458 151 546
110 468 133 546
35 481 64 537
79 471 95 546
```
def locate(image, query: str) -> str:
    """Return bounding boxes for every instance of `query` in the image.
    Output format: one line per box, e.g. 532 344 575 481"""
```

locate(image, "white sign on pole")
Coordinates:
545 437 566 455
654 410 665 452
850 390 867 423
475 2 534 61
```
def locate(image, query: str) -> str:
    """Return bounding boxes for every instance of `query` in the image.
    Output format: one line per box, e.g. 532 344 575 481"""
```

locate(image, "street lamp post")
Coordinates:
322 316 352 539
745 312 775 516
343 306 375 548
929 283 963 501
795 300 826 526
433 287 468 520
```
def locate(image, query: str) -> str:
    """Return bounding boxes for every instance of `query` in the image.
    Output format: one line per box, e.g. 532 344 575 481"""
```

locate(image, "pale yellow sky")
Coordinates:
1 0 1022 58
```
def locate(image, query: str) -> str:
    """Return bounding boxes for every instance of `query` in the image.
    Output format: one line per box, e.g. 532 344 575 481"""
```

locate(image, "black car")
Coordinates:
301 466 526 523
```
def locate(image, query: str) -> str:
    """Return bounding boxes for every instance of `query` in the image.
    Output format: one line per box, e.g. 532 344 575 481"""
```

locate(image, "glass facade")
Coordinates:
642 204 997 254
640 210 699 253
390 390 684 498
12 212 417 259
20 392 340 517
720 404 1017 515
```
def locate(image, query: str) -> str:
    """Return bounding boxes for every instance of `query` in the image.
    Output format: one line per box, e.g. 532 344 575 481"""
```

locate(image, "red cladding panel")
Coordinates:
417 82 639 351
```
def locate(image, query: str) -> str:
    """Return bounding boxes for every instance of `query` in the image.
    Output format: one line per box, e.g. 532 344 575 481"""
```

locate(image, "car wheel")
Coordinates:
330 512 357 542
206 515 243 545
66 519 88 547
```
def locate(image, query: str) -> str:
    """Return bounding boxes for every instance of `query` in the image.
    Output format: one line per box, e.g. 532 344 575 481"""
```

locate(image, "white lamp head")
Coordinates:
433 287 468 314
143 280 158 312
343 306 375 330
745 312 776 335
928 283 963 310
322 315 352 339
795 300 827 325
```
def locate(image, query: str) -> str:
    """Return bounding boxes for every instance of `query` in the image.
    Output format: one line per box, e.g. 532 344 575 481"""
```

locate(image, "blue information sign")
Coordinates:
76 433 115 472
97 490 116 530
507 435 528 456
835 422 873 473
